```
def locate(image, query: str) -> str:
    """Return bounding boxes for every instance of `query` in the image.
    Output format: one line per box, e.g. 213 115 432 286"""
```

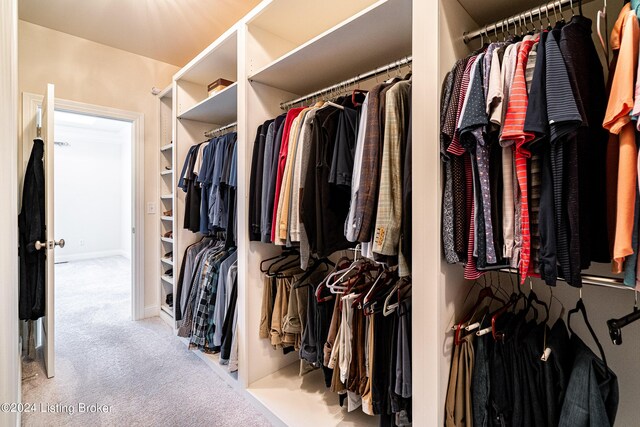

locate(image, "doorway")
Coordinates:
21 93 145 381
53 110 133 332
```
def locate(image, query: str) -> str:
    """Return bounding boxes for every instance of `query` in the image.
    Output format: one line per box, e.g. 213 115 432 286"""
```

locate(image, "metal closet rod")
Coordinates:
280 56 412 110
204 121 237 138
498 268 636 292
463 0 596 44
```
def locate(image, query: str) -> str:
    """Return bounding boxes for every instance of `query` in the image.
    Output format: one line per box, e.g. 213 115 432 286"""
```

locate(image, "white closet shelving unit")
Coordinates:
158 84 175 327
165 0 434 425
172 24 240 382
431 1 640 426
238 1 412 425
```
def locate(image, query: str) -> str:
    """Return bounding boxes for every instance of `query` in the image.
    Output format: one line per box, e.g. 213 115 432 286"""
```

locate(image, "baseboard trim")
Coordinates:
143 305 159 319
55 249 128 263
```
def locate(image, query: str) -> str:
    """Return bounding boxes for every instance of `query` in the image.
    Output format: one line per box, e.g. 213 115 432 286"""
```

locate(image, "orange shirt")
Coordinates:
603 9 639 272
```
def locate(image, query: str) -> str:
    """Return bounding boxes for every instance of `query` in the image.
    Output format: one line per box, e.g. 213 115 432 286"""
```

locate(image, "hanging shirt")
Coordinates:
271 107 305 243
373 80 412 261
346 95 370 242
603 10 640 273
501 35 539 284
262 115 286 242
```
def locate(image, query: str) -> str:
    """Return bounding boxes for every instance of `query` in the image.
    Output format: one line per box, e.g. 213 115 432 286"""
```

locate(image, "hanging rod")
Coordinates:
498 268 635 292
280 56 412 110
463 0 596 44
204 121 237 138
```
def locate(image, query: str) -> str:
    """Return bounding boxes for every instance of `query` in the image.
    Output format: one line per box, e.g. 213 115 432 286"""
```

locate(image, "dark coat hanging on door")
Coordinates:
19 139 46 320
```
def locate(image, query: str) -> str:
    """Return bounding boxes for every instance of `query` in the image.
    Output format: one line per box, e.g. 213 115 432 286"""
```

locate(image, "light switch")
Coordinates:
147 202 156 214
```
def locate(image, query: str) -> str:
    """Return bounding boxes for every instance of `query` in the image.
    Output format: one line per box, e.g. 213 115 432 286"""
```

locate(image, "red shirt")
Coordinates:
501 37 538 284
271 107 305 242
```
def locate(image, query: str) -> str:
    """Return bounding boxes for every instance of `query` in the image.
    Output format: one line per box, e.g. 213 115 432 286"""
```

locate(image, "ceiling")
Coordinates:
18 0 261 66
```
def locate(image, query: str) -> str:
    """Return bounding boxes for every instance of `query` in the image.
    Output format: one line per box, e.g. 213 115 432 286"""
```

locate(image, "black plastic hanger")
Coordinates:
291 258 334 289
568 297 609 372
260 248 298 273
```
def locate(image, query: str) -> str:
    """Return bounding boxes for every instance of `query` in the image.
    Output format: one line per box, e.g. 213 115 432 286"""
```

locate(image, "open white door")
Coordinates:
41 83 61 379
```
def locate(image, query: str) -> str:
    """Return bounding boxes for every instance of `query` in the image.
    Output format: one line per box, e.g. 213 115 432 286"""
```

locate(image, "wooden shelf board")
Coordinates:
247 362 377 426
158 84 173 100
161 258 174 266
161 237 174 244
177 82 238 124
161 216 174 221
160 304 174 316
174 27 238 86
176 337 240 390
161 169 173 176
160 143 174 152
161 275 174 285
248 0 411 95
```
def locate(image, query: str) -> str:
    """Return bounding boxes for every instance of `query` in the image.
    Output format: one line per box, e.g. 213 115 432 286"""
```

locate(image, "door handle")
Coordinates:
54 239 65 248
35 241 46 250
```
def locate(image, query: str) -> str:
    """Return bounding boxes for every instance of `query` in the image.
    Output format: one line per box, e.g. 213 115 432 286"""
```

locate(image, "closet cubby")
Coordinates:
161 0 435 425
236 0 413 425
158 84 175 326
433 0 640 425
247 0 412 96
171 23 241 383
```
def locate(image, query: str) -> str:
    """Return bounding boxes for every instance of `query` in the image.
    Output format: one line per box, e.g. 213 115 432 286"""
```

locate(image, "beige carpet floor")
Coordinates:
21 256 271 427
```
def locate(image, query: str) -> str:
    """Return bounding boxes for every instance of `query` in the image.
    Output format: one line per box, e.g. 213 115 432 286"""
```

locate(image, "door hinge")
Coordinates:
132 227 136 234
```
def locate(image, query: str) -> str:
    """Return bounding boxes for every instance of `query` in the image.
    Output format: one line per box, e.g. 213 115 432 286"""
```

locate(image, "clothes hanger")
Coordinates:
271 252 302 276
382 278 411 316
525 278 549 324
292 257 335 289
568 289 610 373
456 282 507 344
260 248 299 274
597 0 609 64
315 258 351 302
607 290 640 345
362 269 391 305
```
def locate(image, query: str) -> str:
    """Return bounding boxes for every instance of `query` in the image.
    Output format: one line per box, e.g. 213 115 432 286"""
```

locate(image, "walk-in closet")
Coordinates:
3 0 640 426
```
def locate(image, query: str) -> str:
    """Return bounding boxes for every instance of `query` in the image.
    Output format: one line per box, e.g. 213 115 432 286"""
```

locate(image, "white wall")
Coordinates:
121 135 132 259
53 120 131 262
19 20 180 316
1 0 20 425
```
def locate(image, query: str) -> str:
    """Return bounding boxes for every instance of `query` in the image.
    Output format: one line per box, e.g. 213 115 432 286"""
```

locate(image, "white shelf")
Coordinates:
177 82 238 124
159 307 174 327
161 237 174 244
161 216 173 221
161 169 173 176
160 143 174 152
247 362 377 426
174 27 238 86
247 0 379 53
248 0 411 95
177 337 240 390
158 84 173 100
161 257 174 267
161 275 174 285
160 304 174 316
161 194 174 200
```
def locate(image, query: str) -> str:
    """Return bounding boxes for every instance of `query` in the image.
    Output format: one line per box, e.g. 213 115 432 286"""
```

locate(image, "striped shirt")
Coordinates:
500 36 539 284
448 56 479 156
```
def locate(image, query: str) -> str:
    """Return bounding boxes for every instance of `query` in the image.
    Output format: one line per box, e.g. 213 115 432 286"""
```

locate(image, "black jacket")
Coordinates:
19 139 46 320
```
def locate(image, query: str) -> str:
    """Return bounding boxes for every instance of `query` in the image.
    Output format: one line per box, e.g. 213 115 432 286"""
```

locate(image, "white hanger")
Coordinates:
383 279 411 316
597 0 609 64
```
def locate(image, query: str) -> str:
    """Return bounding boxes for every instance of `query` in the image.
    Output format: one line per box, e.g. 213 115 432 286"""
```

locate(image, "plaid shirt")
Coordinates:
372 80 411 258
189 250 227 349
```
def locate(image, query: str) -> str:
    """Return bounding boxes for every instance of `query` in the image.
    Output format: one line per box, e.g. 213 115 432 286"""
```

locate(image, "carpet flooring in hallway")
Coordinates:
21 256 271 427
